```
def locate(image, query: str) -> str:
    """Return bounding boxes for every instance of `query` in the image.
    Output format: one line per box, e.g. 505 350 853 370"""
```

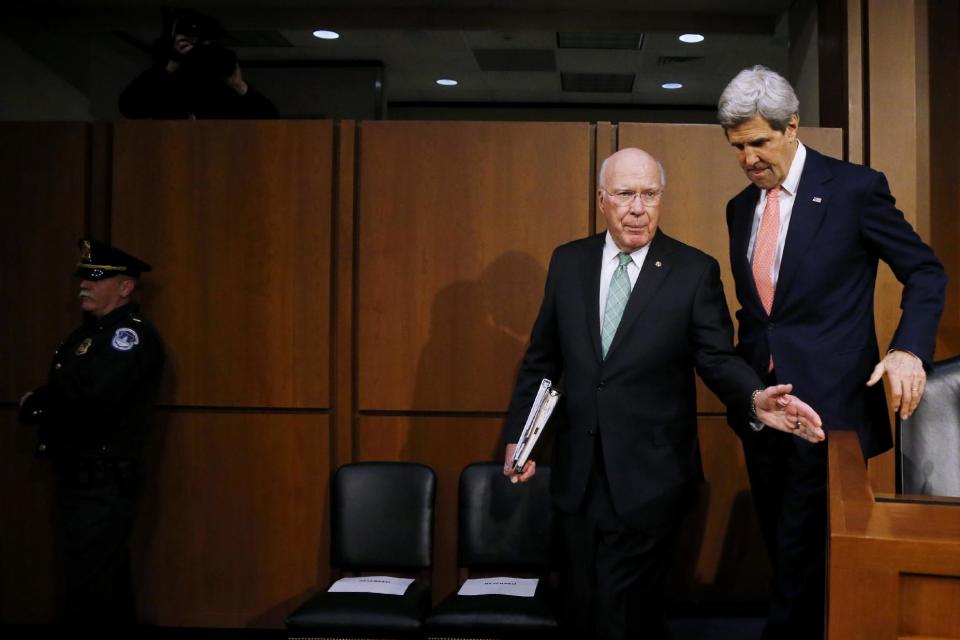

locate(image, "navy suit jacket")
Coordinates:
505 231 762 535
726 146 946 458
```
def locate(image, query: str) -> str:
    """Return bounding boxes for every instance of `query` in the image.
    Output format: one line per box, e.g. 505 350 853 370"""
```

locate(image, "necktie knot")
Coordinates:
617 252 632 268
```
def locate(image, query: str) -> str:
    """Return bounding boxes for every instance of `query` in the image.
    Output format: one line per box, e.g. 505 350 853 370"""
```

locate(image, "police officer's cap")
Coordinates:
75 238 152 281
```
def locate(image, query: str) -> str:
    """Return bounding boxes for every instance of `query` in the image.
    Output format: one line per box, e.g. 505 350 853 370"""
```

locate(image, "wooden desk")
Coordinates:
828 432 960 639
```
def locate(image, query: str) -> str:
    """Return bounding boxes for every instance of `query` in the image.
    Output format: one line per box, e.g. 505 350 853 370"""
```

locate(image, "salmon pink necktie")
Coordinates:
752 185 780 370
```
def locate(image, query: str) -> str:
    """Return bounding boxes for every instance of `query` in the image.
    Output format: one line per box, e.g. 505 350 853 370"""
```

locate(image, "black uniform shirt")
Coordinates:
21 303 165 459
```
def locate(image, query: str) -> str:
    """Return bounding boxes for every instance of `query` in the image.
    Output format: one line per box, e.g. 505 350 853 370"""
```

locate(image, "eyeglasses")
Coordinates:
602 188 663 207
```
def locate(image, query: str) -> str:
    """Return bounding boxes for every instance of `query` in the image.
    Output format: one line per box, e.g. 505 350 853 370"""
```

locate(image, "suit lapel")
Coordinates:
604 231 674 359
580 234 605 362
730 186 766 317
772 148 832 313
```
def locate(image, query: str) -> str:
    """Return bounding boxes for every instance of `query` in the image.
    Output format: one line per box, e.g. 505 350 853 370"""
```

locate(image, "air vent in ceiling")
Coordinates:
557 32 644 50
561 73 635 93
472 49 556 72
656 55 705 66
220 30 293 48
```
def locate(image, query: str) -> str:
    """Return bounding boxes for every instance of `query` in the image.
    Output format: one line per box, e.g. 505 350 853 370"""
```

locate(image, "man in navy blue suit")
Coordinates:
719 66 947 639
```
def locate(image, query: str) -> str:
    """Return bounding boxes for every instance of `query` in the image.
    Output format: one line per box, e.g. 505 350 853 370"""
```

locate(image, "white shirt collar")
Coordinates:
776 141 806 197
603 231 649 266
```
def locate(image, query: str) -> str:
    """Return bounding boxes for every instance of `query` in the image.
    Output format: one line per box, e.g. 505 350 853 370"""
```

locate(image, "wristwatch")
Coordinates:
749 389 765 432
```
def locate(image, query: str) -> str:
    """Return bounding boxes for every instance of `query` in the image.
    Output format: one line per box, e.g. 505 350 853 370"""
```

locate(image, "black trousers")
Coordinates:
558 435 678 640
742 424 828 640
54 458 141 625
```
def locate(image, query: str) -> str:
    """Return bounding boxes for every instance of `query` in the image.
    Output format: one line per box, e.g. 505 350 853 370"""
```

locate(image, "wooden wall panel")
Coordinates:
0 123 88 623
333 121 358 468
0 408 57 623
110 121 334 409
674 417 770 601
856 0 960 494
845 0 865 165
866 0 926 493
356 415 505 604
0 123 88 402
927 0 960 357
868 0 922 372
356 121 592 412
899 573 960 637
134 411 331 628
615 124 842 413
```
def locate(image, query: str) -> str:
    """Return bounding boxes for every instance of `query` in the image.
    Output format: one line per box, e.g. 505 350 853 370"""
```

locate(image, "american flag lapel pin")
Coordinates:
812 196 822 203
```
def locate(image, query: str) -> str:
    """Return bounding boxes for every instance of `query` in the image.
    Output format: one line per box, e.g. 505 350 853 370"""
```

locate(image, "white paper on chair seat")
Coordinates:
328 576 414 595
457 577 539 597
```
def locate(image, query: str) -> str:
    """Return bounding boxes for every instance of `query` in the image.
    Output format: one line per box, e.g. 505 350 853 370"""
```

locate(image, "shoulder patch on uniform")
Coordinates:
111 327 140 351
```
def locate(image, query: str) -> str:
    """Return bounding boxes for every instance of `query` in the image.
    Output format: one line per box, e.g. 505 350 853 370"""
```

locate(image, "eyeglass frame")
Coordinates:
600 187 664 207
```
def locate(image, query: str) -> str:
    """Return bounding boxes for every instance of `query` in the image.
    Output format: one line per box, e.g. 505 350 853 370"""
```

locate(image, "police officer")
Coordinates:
20 238 164 624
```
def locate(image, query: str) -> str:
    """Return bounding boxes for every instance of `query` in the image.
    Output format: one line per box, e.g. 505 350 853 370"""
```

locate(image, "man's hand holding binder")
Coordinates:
503 379 559 484
503 442 537 484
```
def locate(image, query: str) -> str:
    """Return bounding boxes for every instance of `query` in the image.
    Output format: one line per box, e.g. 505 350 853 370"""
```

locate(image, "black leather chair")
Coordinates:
425 462 559 640
897 354 960 496
287 462 437 638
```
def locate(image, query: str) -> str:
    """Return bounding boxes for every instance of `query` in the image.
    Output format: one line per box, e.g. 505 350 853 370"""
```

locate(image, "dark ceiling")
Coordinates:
6 0 814 120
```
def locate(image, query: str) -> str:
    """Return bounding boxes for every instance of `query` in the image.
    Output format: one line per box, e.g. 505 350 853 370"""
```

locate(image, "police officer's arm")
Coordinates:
19 386 51 425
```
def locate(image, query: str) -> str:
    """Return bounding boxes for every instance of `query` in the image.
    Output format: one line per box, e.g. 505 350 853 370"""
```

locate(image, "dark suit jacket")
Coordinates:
726 146 946 458
505 231 762 535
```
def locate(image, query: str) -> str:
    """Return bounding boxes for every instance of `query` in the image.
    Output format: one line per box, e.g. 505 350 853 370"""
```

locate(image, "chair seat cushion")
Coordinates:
425 585 559 637
286 580 431 636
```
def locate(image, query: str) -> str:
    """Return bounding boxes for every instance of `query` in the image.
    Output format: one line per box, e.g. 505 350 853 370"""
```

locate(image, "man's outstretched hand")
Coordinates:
755 384 826 443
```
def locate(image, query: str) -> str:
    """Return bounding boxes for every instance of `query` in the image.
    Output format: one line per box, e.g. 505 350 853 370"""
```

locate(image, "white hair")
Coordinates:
718 65 799 132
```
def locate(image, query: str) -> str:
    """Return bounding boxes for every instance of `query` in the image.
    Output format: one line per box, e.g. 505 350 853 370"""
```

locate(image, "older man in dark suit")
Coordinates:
502 147 825 640
719 65 946 639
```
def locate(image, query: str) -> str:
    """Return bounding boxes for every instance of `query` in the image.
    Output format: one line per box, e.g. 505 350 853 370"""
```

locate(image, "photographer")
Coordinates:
119 9 278 119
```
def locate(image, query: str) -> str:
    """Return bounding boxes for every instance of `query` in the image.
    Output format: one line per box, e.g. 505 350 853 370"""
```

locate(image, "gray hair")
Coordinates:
717 65 799 132
598 151 667 190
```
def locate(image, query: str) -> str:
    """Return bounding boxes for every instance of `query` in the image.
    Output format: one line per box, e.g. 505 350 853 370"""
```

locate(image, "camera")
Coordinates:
183 43 238 80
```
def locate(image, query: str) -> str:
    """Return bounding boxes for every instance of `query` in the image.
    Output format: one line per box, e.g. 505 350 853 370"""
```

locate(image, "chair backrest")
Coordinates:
897 355 960 496
457 462 554 571
331 462 436 571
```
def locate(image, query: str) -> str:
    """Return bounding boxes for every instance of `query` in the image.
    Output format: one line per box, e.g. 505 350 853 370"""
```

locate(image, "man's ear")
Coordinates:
786 113 799 141
118 277 136 298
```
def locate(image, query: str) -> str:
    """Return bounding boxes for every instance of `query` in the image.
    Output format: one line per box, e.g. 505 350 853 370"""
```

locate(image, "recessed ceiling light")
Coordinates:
679 33 705 43
662 82 683 90
436 78 458 86
312 30 340 40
